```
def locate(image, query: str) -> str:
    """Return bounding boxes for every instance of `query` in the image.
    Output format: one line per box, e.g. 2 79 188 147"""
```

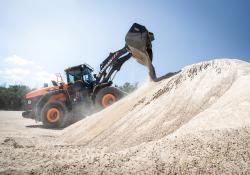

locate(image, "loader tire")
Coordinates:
95 86 125 109
41 101 69 128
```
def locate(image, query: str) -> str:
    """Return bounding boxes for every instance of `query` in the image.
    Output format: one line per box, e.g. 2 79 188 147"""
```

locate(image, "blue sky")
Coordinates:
0 0 249 87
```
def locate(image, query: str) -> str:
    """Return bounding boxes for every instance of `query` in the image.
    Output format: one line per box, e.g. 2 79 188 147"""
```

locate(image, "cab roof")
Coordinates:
64 64 94 72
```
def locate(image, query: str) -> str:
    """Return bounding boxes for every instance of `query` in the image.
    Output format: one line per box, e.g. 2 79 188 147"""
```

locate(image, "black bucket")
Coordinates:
125 23 154 53
125 23 156 81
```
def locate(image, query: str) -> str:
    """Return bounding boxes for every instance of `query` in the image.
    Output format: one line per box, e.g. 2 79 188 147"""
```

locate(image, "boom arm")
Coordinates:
95 23 156 84
95 46 132 84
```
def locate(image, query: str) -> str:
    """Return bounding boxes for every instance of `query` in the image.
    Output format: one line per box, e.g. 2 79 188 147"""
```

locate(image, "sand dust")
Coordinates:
1 59 250 174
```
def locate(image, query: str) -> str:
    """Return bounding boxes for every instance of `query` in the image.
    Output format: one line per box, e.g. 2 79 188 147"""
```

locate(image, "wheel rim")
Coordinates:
47 108 60 123
101 94 116 107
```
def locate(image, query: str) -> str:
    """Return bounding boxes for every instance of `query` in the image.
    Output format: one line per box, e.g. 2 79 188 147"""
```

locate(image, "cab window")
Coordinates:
67 69 82 83
68 73 74 83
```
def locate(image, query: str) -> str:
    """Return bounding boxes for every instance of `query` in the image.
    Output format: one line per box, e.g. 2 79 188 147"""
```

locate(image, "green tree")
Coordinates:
118 82 138 93
0 85 31 110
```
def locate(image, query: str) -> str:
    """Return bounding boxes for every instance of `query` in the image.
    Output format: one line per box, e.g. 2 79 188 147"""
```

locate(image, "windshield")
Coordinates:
66 67 94 84
82 68 94 83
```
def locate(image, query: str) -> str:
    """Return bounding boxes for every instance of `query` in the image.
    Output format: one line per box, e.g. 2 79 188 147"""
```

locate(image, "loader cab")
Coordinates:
65 64 95 87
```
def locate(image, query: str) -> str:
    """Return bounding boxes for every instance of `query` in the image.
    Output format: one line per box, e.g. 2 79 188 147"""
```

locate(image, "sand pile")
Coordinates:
43 58 250 174
62 59 250 150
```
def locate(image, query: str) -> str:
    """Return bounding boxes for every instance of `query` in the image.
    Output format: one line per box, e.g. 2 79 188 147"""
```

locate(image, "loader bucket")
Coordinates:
125 23 156 81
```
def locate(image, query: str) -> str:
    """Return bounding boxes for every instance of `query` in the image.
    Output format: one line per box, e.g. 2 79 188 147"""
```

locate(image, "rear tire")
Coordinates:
95 86 125 109
41 101 69 128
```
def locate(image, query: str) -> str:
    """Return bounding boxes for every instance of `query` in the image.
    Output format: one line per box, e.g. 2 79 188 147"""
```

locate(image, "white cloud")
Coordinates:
0 68 31 81
0 67 56 86
35 71 56 83
0 55 56 86
4 55 34 66
35 65 43 70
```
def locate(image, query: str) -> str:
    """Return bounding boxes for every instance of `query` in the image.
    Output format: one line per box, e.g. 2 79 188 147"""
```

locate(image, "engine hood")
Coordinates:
26 86 58 99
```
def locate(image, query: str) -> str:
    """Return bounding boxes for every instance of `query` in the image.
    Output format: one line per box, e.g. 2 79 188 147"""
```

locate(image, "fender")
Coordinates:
34 89 71 121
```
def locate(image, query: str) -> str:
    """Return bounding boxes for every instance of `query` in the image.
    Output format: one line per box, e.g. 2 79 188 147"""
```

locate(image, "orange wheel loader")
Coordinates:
22 23 156 128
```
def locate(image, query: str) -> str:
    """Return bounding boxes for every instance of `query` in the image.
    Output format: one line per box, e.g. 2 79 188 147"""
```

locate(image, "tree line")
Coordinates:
0 82 138 111
117 82 138 93
0 85 31 110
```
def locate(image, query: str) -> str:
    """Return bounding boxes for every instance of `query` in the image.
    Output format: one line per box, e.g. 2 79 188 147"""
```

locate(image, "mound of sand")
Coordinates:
57 59 250 174
62 59 250 149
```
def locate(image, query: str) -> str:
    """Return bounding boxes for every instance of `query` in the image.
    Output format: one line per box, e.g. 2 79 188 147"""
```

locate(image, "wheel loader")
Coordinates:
22 23 156 128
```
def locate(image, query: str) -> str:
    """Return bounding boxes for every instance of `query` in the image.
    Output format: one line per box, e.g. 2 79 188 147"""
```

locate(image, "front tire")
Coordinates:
41 101 69 128
95 86 125 109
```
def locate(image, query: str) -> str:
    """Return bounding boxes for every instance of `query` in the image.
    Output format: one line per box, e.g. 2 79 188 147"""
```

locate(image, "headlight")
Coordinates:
27 100 32 105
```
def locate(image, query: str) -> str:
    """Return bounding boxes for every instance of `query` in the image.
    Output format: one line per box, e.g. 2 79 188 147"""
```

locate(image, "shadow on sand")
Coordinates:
154 70 181 82
26 125 63 130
